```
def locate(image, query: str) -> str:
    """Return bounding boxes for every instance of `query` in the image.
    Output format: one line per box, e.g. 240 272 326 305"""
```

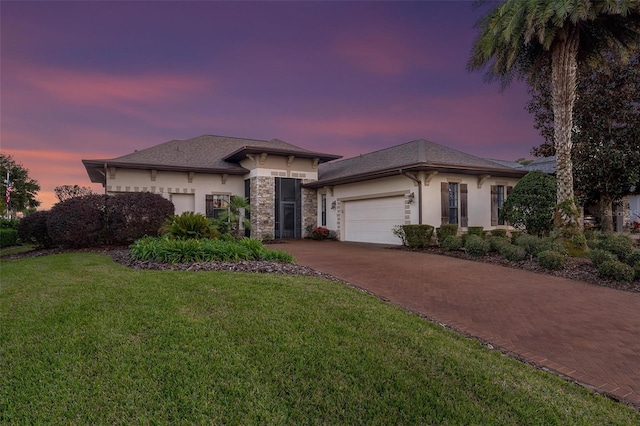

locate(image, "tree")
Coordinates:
468 0 640 234
54 185 95 202
0 153 40 215
218 196 251 239
500 170 557 237
527 54 640 231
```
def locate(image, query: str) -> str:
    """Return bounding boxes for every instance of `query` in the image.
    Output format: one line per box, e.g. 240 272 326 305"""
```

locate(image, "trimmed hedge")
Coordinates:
437 224 458 244
0 229 18 248
490 229 508 238
442 235 463 251
47 194 107 248
402 224 434 248
467 226 484 238
464 235 490 257
18 211 53 248
109 192 175 244
597 260 635 282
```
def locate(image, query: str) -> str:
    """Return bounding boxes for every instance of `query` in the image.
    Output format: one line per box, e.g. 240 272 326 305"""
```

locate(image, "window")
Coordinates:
205 194 229 219
496 185 505 225
448 183 459 224
321 194 327 226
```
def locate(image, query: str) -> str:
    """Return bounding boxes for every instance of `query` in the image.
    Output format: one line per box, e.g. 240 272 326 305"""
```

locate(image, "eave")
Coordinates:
222 146 342 163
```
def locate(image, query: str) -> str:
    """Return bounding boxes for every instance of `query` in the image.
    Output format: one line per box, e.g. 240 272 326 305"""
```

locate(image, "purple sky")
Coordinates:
1 1 542 209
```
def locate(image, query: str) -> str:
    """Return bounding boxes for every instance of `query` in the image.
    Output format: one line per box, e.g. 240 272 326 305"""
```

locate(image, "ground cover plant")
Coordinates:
2 253 639 424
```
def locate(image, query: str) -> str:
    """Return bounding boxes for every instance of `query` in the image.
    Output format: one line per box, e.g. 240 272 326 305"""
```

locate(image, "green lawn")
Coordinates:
1 253 638 424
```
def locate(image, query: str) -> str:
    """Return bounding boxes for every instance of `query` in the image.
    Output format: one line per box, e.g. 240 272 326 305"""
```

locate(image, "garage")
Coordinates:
344 196 405 244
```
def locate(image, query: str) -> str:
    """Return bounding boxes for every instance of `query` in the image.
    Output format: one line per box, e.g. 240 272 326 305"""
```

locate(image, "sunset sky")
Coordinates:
1 1 543 210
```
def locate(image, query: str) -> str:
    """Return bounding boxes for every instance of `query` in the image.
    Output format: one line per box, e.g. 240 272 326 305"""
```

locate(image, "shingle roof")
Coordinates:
83 134 340 183
486 156 557 174
311 139 525 186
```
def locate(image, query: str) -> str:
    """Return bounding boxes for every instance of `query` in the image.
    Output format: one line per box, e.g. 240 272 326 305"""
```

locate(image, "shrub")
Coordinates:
514 234 542 256
401 224 434 248
310 227 331 240
129 236 294 264
488 236 510 253
589 249 617 267
162 212 219 240
635 266 640 282
47 194 107 248
537 250 566 270
626 250 640 267
391 225 406 246
442 235 463 251
108 192 174 244
467 226 484 238
18 211 53 248
500 170 556 236
0 218 19 230
437 224 458 244
491 229 508 238
0 229 18 248
591 233 635 262
464 235 490 257
499 244 527 262
510 231 524 244
539 237 568 256
597 260 635 282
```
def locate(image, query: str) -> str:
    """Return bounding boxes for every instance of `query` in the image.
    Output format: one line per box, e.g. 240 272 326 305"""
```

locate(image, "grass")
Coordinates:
1 253 639 424
0 244 35 258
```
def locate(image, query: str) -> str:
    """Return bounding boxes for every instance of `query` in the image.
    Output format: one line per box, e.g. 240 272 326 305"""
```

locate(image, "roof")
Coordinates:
308 139 527 187
83 134 341 183
486 156 557 175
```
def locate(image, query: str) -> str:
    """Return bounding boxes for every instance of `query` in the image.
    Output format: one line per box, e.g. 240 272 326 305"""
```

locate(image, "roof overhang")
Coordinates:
304 162 527 188
82 159 248 184
222 146 342 163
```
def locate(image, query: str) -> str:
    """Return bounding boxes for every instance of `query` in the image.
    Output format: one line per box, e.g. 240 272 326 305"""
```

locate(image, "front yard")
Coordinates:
1 253 639 424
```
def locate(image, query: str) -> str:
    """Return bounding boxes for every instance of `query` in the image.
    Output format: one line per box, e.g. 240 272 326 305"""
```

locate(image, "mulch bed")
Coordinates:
392 246 640 293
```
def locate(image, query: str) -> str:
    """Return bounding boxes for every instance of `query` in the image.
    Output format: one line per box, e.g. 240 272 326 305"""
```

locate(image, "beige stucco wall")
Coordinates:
319 172 521 235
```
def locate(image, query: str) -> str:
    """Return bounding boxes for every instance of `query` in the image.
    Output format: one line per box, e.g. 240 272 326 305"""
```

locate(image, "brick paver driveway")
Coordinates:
280 240 640 407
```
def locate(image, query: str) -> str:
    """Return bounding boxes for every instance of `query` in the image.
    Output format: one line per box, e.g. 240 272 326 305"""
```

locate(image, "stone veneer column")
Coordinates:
250 176 275 239
301 180 318 237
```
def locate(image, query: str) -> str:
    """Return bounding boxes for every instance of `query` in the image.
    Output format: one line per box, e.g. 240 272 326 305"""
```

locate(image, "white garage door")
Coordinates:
344 197 405 244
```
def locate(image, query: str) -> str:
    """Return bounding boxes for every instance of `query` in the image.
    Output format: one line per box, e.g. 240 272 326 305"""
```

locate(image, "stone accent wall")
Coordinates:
301 180 318 237
250 176 275 239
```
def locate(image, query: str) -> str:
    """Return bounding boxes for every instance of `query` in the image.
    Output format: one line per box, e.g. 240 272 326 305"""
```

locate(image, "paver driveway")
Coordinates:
279 240 640 407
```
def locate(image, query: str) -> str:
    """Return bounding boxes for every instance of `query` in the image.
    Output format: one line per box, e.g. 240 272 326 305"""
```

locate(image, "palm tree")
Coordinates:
468 0 640 233
219 195 251 239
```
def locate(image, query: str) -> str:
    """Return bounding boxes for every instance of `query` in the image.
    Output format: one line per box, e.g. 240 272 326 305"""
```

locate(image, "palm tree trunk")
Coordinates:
551 27 580 230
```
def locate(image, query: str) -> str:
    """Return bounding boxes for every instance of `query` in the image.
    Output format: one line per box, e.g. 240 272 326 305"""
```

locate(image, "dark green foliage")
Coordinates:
436 224 458 244
634 266 640 281
515 234 542 256
491 229 508 238
467 226 484 237
590 233 635 262
500 171 556 236
626 250 640 267
500 244 528 262
0 229 18 247
108 192 175 244
0 153 41 213
510 231 524 244
464 235 490 257
597 260 635 282
129 236 295 264
589 249 618 267
537 250 566 270
442 235 463 251
401 224 434 248
162 212 219 240
488 236 510 253
539 238 568 257
0 219 19 229
47 194 106 248
17 211 53 248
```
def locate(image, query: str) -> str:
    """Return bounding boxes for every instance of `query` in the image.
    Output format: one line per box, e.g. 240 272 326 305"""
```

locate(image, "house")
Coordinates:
83 135 526 244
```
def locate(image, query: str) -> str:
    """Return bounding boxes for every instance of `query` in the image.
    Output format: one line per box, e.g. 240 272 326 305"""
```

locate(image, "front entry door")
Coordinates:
279 202 296 239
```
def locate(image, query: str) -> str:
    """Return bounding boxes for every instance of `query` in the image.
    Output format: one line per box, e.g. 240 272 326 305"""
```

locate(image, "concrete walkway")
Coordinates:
279 240 640 407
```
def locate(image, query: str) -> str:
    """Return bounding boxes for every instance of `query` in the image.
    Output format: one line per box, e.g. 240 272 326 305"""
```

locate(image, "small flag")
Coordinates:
5 172 12 211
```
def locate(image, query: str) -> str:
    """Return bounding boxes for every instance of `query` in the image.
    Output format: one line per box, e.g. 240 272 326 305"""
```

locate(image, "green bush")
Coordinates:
539 238 568 256
510 231 524 244
18 211 53 248
537 250 566 270
635 266 640 281
107 192 175 244
499 244 527 262
437 224 458 244
626 250 640 267
129 236 295 264
488 236 510 253
515 234 542 256
597 260 635 282
162 212 219 240
401 224 434 248
491 229 508 238
442 235 463 251
467 226 484 237
500 170 556 236
590 233 634 262
464 235 490 257
0 218 19 230
47 194 107 248
0 229 18 248
589 249 617 267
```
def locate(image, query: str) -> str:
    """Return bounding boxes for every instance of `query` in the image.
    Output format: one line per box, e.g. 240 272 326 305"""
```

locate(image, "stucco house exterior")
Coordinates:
83 135 526 244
